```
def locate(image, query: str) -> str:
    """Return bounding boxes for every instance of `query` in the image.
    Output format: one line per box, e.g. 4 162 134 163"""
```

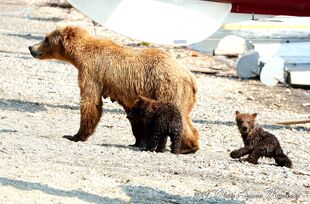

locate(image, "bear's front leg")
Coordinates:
243 144 266 165
64 92 102 142
155 136 168 153
147 126 161 152
230 146 251 158
128 120 142 147
129 119 147 148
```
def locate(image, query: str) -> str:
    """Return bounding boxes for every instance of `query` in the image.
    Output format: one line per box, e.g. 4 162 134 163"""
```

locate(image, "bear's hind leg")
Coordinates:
169 127 182 154
274 154 292 168
147 126 161 152
155 136 168 153
180 116 199 154
274 145 292 168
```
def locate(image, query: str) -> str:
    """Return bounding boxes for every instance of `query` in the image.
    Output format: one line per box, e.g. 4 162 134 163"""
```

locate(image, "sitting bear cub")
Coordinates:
230 111 292 168
127 96 182 154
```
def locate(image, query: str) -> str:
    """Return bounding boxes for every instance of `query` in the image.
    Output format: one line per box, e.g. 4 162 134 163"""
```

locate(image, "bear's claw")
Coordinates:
63 135 86 142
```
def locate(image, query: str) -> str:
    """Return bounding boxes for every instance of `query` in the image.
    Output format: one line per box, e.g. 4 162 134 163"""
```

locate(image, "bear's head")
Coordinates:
28 26 87 61
126 96 155 121
235 111 257 135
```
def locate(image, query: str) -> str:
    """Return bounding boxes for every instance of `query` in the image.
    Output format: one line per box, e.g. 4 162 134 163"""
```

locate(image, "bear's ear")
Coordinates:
133 96 145 107
138 95 152 103
133 98 141 105
235 111 240 116
61 26 78 41
136 95 145 103
252 113 258 118
137 95 144 101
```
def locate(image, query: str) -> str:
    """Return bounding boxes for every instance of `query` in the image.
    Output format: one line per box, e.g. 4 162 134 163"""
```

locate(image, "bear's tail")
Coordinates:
274 146 292 168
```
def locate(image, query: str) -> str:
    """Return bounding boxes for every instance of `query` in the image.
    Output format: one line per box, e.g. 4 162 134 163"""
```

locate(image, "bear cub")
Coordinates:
230 111 292 168
127 96 182 154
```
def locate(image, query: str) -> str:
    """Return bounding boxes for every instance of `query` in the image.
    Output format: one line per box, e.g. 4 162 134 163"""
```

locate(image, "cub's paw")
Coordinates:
244 157 258 164
129 143 140 147
147 147 156 152
155 147 166 153
230 150 242 158
130 141 147 148
170 149 180 155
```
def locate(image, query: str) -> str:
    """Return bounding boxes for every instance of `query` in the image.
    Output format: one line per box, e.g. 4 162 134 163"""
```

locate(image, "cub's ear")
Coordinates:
133 98 140 105
137 95 154 107
252 113 258 118
137 95 145 103
138 95 151 103
235 111 240 115
137 95 144 100
133 96 145 106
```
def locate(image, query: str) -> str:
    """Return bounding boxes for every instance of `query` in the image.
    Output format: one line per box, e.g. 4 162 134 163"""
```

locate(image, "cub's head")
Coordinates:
126 96 155 121
28 26 88 61
235 111 257 135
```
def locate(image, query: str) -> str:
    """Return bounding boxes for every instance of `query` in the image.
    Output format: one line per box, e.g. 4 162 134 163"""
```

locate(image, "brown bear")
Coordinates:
230 111 292 168
127 96 182 154
28 26 199 153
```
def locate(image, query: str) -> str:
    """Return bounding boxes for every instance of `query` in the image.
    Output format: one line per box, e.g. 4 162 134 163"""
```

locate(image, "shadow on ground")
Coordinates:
26 17 64 22
0 177 245 204
4 33 43 41
0 98 47 113
0 129 17 133
122 184 244 204
0 177 125 204
0 98 125 114
99 143 144 152
193 119 310 131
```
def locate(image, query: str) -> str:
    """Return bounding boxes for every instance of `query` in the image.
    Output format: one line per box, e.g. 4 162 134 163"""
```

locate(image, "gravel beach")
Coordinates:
0 1 309 203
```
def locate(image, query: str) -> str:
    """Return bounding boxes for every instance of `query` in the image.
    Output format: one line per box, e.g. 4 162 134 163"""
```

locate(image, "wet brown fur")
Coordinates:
28 26 199 153
127 96 182 154
230 111 292 168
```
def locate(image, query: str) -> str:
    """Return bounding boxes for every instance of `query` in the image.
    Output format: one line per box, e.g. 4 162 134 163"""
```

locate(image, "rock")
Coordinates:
213 35 253 57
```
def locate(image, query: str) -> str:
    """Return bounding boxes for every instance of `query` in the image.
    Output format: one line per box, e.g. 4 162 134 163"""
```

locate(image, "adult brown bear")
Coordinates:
28 26 199 153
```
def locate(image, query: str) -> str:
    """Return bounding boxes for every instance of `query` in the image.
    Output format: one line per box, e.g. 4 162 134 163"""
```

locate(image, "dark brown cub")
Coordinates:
127 96 182 154
230 111 292 168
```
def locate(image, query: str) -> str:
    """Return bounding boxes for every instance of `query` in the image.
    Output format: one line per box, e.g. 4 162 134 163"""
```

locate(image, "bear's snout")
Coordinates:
28 45 43 58
242 126 249 132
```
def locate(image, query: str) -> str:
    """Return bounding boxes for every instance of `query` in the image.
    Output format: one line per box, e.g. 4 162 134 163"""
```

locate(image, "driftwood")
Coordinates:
189 67 218 75
276 119 310 125
189 66 237 77
293 170 310 176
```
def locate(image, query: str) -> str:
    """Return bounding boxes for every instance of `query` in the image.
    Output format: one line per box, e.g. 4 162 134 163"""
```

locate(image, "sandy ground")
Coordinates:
0 1 309 204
